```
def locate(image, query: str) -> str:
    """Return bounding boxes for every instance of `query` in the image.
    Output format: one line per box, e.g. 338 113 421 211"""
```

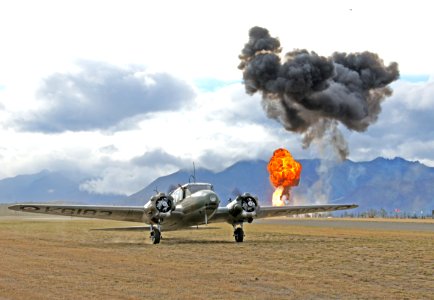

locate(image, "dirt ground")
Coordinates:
0 217 433 299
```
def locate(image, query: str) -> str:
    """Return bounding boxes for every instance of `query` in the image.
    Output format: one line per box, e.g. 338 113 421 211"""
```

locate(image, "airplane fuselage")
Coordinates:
148 186 221 230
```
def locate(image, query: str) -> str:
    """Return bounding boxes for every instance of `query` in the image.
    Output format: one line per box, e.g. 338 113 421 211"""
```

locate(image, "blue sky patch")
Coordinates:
194 78 241 92
399 74 430 83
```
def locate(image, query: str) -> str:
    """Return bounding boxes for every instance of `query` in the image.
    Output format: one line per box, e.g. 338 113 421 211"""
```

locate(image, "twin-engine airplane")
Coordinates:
9 182 357 244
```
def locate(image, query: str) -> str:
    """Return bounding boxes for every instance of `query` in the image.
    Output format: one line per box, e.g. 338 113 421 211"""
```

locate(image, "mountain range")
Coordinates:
1 157 433 215
0 170 123 204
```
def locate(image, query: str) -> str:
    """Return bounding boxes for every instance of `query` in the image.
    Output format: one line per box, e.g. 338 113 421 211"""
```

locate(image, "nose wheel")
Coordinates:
233 224 244 243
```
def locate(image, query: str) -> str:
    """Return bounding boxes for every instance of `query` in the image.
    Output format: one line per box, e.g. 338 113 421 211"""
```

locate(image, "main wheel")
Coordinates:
151 228 161 244
234 227 244 243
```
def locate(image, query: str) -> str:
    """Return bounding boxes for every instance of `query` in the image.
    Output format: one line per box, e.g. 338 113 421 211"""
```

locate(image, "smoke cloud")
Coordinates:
239 26 399 159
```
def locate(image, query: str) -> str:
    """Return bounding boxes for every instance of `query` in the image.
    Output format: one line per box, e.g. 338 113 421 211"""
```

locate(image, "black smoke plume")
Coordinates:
239 26 399 159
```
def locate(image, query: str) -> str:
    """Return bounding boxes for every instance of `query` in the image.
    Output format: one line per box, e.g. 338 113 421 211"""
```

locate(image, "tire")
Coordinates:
151 228 161 244
234 227 244 243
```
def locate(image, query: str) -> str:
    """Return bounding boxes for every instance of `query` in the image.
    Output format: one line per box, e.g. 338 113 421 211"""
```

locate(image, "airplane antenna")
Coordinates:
189 162 196 183
154 186 159 193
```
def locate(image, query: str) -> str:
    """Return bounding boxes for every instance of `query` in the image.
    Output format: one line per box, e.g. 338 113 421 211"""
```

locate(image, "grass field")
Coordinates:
0 213 433 299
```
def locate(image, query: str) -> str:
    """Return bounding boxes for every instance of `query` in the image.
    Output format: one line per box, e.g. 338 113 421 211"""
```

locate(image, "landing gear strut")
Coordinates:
150 222 162 244
233 223 244 243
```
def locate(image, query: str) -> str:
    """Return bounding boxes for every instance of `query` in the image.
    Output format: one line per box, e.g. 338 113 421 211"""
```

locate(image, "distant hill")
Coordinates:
0 170 123 204
1 157 433 214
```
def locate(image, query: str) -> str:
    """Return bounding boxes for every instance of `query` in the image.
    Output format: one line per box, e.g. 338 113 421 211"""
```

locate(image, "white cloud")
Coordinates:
98 145 119 154
346 78 434 166
391 80 434 109
12 61 194 132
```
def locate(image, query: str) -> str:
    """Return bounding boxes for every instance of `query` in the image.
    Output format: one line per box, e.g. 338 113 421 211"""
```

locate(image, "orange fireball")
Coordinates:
267 148 302 206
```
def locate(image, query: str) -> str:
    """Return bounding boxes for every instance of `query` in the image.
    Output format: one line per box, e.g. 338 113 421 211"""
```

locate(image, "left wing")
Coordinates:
8 204 145 223
210 204 358 223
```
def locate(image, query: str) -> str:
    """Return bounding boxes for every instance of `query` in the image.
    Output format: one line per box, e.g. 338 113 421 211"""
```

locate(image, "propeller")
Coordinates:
156 197 172 213
241 197 257 213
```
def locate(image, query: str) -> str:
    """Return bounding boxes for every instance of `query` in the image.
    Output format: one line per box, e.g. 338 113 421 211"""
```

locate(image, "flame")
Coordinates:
267 148 302 206
272 186 285 206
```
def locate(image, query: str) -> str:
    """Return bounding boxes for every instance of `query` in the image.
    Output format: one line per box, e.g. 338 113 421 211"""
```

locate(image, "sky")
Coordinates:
0 0 433 195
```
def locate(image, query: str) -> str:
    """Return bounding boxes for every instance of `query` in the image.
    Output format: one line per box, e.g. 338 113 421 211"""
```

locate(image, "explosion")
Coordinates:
239 26 399 159
267 148 302 206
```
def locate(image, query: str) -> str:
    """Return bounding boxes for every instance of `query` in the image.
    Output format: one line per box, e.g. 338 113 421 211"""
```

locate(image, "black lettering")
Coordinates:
45 207 63 214
22 206 40 211
99 211 112 216
83 210 97 215
61 208 75 215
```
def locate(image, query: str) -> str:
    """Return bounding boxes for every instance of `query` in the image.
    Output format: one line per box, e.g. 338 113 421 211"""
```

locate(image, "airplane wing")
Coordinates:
8 204 145 223
91 226 220 231
210 204 358 223
256 204 358 218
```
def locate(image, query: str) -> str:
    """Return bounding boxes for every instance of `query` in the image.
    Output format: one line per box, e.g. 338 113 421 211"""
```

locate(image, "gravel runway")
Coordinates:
257 218 434 232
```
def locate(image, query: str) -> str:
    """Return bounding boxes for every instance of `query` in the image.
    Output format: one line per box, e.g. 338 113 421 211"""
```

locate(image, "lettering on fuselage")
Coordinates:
20 206 113 217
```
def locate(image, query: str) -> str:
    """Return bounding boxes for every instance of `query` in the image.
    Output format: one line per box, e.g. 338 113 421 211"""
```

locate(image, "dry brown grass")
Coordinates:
0 217 433 300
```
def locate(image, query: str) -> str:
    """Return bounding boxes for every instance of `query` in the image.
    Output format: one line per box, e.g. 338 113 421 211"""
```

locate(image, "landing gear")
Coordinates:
150 228 161 244
150 222 162 244
233 224 244 243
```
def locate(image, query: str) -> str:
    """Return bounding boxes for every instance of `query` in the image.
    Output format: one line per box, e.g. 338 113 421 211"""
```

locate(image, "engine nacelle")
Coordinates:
227 193 259 222
144 192 175 221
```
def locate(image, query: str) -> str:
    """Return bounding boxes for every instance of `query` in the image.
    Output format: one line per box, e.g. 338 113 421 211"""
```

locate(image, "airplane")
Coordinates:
8 182 358 244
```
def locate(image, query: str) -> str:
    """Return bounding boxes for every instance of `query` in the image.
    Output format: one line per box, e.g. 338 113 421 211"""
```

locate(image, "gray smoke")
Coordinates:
239 26 399 159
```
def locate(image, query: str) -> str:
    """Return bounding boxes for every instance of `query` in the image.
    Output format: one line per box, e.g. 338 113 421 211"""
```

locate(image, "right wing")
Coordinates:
210 204 358 224
257 204 358 219
8 204 145 223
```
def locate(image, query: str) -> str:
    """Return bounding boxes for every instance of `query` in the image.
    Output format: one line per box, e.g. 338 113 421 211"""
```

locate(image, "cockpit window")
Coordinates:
170 183 213 203
186 184 213 195
170 188 184 202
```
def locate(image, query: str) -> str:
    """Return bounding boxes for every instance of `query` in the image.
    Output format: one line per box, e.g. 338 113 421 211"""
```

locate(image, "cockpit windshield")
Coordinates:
186 183 213 194
170 183 213 203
